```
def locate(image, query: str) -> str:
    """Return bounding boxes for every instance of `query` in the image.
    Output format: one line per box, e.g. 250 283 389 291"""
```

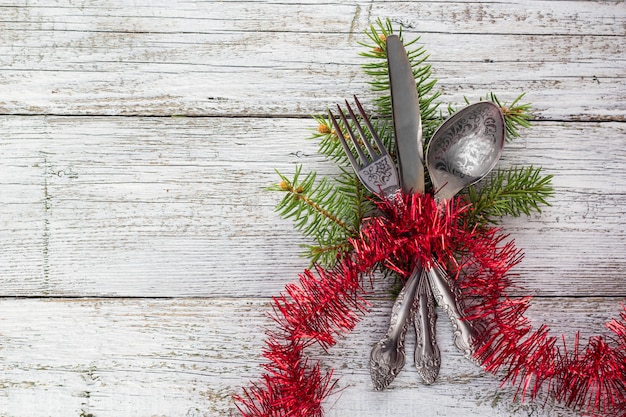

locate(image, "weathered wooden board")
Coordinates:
0 1 623 119
0 297 619 417
0 116 624 298
0 1 624 416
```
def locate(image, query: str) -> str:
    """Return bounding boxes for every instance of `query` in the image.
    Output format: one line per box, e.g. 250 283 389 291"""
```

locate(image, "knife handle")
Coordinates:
413 268 440 384
426 261 479 364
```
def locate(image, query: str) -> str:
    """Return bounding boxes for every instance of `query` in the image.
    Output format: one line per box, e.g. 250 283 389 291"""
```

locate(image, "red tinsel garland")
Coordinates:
234 193 626 417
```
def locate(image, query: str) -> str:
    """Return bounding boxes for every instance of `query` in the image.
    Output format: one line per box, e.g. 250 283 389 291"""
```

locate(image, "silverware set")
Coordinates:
330 35 506 389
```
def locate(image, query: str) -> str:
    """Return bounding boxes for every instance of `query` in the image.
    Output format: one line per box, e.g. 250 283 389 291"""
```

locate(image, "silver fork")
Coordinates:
329 97 438 389
329 98 398 198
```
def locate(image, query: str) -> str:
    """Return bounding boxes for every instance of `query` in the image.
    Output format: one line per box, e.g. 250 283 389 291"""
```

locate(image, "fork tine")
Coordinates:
329 109 360 171
345 99 379 159
336 104 369 166
353 95 387 156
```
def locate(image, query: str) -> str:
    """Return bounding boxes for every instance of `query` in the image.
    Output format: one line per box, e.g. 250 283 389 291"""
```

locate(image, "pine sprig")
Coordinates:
302 169 375 265
466 165 554 224
270 166 363 266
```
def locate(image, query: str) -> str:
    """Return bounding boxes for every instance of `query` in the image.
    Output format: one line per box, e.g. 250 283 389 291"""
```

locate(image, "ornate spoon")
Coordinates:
423 101 505 360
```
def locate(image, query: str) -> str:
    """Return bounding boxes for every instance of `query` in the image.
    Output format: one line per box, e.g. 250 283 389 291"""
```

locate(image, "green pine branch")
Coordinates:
269 165 367 266
466 166 554 224
301 169 375 265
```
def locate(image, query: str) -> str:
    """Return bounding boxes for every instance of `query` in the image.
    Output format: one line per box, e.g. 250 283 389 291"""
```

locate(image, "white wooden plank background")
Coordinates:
0 1 624 416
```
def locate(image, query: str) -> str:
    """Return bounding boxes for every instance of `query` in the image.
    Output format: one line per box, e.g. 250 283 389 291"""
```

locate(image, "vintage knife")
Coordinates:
386 34 440 384
386 34 424 195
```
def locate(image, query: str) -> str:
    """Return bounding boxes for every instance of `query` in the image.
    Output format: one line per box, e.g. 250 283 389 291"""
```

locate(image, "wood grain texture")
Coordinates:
0 297 618 417
1 117 624 297
0 1 623 119
0 1 624 416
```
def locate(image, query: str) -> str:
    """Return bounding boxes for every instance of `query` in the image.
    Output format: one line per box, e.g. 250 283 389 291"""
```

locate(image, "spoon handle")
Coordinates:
426 261 479 363
413 268 440 384
369 264 421 390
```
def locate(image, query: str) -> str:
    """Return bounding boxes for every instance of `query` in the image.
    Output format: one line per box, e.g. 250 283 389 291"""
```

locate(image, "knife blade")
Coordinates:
386 34 424 194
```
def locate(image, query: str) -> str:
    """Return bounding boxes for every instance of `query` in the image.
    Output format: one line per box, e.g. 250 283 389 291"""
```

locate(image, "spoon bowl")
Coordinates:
426 102 505 202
